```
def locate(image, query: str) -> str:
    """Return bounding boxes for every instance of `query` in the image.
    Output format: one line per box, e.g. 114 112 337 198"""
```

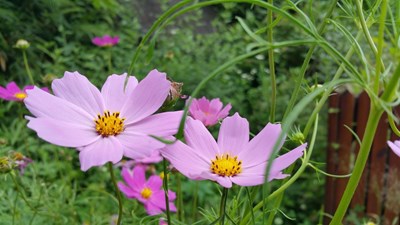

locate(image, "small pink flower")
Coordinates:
92 35 119 47
118 165 177 215
161 113 307 188
0 82 48 102
159 218 168 225
388 140 400 157
188 97 231 126
24 70 182 171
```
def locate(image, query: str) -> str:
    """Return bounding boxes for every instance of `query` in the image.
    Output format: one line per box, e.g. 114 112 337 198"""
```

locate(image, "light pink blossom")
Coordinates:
24 70 182 171
118 165 177 215
92 35 119 47
0 82 48 102
161 113 307 188
188 97 231 126
388 140 400 157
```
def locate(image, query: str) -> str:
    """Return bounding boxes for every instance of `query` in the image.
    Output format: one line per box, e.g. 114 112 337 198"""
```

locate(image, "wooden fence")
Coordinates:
324 91 400 225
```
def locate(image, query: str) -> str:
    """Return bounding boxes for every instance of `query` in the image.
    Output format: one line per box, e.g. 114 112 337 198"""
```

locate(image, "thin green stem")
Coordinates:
162 158 172 224
192 182 199 222
176 173 184 222
219 188 229 225
10 171 34 210
13 192 18 225
330 107 383 224
108 48 113 74
241 113 319 225
267 0 276 123
373 0 388 93
388 112 400 137
107 163 123 225
282 0 339 120
22 50 34 85
355 0 385 84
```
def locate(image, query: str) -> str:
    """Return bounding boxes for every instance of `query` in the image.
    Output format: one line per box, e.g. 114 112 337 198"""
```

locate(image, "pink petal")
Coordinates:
117 182 136 198
25 87 94 126
269 143 307 178
79 137 124 171
52 71 105 117
184 117 219 159
231 174 265 186
217 103 232 120
218 113 249 156
26 116 99 147
135 150 163 164
122 165 146 191
150 191 177 211
239 123 285 166
160 141 209 179
146 175 163 191
388 140 400 157
208 98 223 114
121 69 170 124
125 76 139 97
117 130 166 160
144 202 163 215
128 111 183 136
101 73 127 112
22 85 35 92
199 171 232 188
6 82 21 94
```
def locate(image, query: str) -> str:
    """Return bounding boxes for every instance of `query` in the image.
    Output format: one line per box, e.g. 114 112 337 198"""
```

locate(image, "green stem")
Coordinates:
192 182 199 222
107 163 123 225
219 188 229 225
10 171 34 210
373 0 387 93
282 0 339 120
330 107 383 224
162 158 172 224
108 48 113 74
267 0 276 123
22 50 34 85
177 173 184 222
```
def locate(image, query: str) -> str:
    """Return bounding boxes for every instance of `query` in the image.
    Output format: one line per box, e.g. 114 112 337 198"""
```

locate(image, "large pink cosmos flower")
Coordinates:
92 35 119 47
188 97 231 126
118 165 177 215
0 82 48 102
388 140 400 157
24 70 182 171
161 113 307 188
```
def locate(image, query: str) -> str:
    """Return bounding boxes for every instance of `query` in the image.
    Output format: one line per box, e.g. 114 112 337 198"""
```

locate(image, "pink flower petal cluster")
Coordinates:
161 113 307 188
0 82 48 102
388 140 400 157
118 165 177 215
24 70 182 171
188 97 231 126
92 35 119 47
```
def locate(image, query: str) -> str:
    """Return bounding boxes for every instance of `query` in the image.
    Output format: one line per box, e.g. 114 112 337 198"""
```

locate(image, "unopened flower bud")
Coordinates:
160 79 183 111
0 156 13 173
14 39 30 49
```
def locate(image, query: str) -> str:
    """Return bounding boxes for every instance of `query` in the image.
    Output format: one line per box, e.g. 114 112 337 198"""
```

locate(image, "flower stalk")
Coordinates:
219 188 229 225
108 163 123 225
162 158 172 224
22 50 35 85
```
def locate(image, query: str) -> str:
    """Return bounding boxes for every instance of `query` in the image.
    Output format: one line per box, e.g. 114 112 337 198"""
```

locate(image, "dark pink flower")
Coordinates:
24 70 182 171
0 82 48 102
118 165 177 215
188 97 231 126
161 113 307 188
91 35 119 47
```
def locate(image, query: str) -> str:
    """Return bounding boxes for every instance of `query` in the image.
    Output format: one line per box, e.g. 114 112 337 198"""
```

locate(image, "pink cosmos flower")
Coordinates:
92 35 119 47
118 165 177 215
0 82 48 102
159 219 168 225
161 113 307 188
388 140 400 157
188 97 231 126
24 70 182 171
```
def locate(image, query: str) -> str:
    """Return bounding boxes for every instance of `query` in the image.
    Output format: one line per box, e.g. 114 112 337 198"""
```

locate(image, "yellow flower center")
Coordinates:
141 187 152 199
94 111 125 137
210 154 242 177
14 92 27 100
